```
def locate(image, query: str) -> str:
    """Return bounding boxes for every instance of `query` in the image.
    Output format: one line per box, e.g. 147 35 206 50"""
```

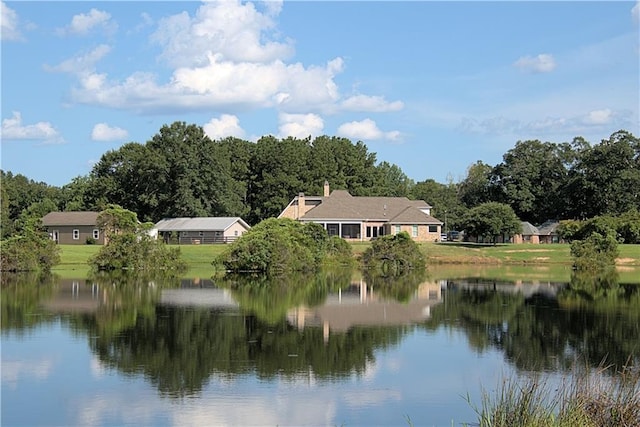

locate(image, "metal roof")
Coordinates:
154 217 250 232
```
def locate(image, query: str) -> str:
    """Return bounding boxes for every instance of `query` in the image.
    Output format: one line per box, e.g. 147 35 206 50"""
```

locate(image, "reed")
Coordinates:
466 363 640 427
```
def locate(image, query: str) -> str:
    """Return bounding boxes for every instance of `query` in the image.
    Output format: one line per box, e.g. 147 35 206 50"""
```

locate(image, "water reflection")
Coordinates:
2 267 639 399
429 270 640 373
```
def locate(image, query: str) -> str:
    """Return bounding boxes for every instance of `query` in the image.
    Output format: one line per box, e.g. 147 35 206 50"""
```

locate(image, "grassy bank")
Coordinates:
52 242 640 280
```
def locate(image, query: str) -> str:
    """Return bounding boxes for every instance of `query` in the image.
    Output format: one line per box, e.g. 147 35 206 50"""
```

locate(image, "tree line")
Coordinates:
1 122 639 240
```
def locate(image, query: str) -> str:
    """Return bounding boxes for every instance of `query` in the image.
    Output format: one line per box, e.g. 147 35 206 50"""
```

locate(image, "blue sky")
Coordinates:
2 1 639 188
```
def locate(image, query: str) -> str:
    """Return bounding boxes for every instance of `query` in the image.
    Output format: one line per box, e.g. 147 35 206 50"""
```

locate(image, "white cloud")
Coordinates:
91 123 128 141
632 1 640 24
1 1 22 41
278 113 324 139
57 8 117 36
203 114 246 139
52 2 400 117
583 108 613 125
45 44 111 74
1 111 62 143
513 53 556 73
1 358 54 388
337 118 401 142
151 1 293 68
340 95 404 113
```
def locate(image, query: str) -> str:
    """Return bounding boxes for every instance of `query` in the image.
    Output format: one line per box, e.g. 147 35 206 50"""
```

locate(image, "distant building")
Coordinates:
154 217 251 244
42 211 104 245
279 181 443 242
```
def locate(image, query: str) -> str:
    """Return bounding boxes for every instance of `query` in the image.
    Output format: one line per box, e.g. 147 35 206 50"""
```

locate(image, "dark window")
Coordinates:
428 225 438 233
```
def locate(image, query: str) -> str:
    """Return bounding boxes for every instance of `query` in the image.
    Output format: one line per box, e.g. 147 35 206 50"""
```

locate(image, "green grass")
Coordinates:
52 242 640 282
467 365 640 427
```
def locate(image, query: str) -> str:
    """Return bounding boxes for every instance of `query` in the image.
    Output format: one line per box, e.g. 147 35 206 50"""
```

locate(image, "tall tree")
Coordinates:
460 202 521 243
458 161 493 208
490 140 569 224
566 130 640 219
410 179 465 231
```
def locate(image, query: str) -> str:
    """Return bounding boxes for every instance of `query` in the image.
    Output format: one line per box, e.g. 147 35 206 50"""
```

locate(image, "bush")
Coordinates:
570 231 619 271
0 219 60 272
361 231 425 274
217 218 350 275
89 233 186 271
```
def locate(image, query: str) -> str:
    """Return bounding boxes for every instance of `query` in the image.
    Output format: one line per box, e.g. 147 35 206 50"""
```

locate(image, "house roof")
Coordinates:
521 221 540 236
154 217 250 232
537 220 560 236
42 211 100 226
299 190 442 224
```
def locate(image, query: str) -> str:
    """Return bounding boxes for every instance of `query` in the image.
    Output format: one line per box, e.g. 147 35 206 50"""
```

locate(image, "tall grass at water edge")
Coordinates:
464 364 640 427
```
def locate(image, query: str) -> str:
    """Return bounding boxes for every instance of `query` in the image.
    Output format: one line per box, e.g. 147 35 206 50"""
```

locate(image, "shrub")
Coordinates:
361 231 425 274
217 218 350 275
570 231 619 271
89 232 186 271
0 219 60 272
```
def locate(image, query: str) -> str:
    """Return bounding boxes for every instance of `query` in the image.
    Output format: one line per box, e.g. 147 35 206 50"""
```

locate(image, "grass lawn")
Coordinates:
52 242 640 281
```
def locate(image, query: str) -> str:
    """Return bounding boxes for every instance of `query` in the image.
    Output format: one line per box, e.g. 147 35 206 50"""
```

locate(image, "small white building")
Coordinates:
153 217 251 244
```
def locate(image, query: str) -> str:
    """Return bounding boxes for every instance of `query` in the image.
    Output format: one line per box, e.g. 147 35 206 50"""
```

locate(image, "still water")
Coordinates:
2 268 639 427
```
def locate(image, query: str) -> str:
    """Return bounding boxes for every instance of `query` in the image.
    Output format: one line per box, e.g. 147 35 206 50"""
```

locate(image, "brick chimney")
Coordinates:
297 192 305 219
323 180 330 197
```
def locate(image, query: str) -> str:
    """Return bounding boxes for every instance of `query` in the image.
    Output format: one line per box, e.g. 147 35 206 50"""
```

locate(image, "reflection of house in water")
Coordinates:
287 280 443 342
159 277 239 309
41 279 104 313
445 279 565 299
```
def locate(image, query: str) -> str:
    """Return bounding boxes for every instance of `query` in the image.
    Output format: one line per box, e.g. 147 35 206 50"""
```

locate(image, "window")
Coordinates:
93 229 99 239
428 225 438 233
73 229 80 240
412 225 418 237
395 225 401 234
234 230 239 236
199 231 204 237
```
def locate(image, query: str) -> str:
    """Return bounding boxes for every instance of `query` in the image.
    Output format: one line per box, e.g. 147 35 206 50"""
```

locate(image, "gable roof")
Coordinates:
42 211 100 226
154 217 250 232
537 220 560 236
520 221 540 236
299 190 441 224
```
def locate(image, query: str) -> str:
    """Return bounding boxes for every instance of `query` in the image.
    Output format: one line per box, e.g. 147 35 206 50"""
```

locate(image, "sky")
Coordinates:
1 1 639 188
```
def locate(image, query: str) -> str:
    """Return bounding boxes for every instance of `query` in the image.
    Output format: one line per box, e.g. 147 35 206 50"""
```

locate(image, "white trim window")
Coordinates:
93 229 100 239
412 225 418 237
395 225 401 234
73 229 80 240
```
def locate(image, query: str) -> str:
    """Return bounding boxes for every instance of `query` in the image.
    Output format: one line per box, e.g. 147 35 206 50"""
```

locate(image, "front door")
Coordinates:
52 230 59 243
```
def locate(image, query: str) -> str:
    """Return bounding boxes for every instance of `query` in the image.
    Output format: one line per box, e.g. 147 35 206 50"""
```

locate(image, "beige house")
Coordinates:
154 217 251 244
279 182 443 242
42 211 104 245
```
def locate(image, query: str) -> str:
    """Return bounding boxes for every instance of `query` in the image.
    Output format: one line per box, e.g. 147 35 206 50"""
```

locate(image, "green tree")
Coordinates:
570 231 619 271
0 218 60 272
218 218 330 274
460 202 521 243
490 140 569 224
458 161 493 208
90 207 186 272
566 130 640 218
361 231 426 274
410 178 465 231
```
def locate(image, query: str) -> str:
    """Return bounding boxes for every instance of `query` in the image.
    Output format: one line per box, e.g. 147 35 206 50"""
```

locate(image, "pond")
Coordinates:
2 267 639 426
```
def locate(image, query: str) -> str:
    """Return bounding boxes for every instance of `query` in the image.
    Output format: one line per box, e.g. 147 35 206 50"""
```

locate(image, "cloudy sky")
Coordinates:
1 1 639 187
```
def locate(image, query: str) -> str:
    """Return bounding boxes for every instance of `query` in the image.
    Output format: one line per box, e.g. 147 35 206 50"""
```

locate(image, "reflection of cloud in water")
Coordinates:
1 358 53 388
74 388 340 426
90 355 107 378
343 388 402 408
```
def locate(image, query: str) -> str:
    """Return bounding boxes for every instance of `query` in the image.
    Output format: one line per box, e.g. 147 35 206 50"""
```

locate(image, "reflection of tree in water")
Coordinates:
1 272 57 333
425 272 640 374
90 305 406 398
363 268 427 303
219 268 353 324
